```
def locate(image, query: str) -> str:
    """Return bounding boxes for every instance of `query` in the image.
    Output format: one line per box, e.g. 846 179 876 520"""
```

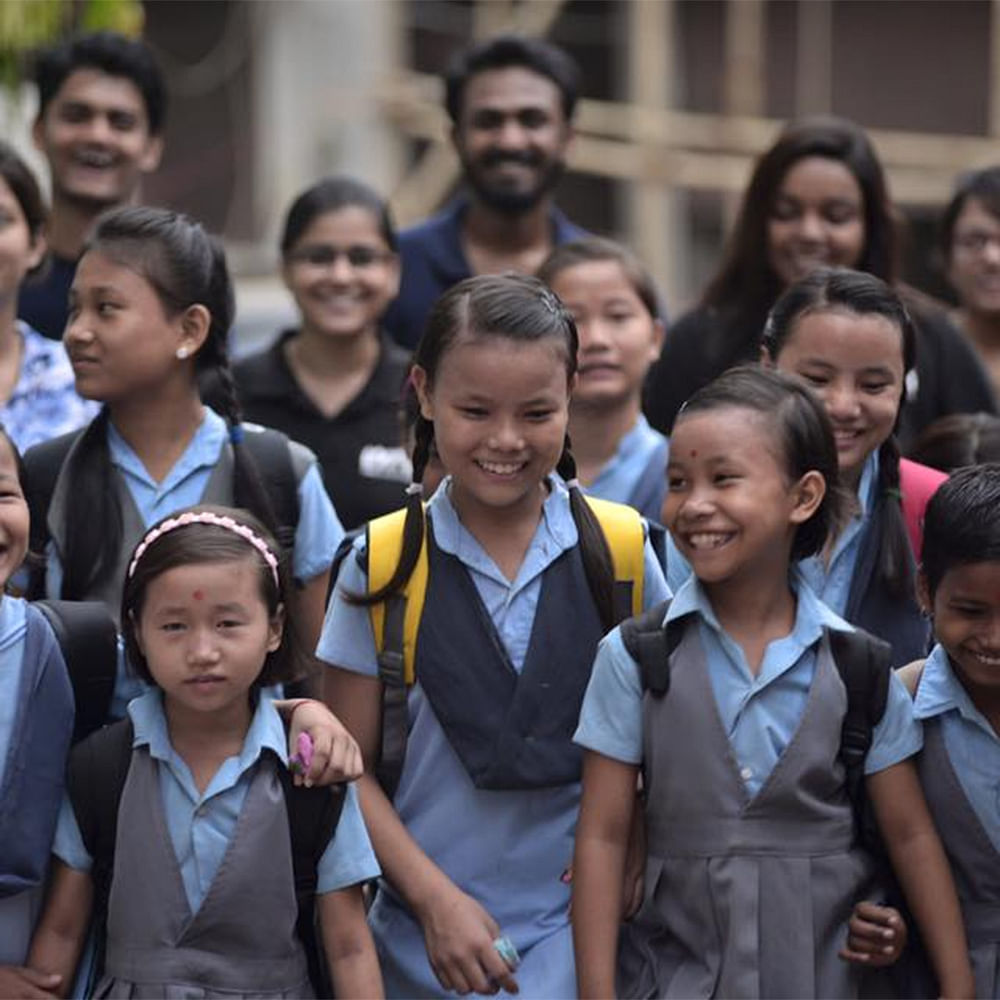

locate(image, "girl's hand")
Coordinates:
285 699 363 787
840 902 907 966
418 883 519 996
0 965 61 999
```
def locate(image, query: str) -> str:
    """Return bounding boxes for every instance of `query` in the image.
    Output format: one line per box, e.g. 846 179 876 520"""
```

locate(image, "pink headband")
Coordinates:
127 510 280 586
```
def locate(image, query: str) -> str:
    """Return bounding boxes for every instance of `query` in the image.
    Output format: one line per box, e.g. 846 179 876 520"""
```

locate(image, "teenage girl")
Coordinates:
761 268 946 664
233 177 413 531
573 366 973 999
537 238 667 522
25 206 343 710
25 505 383 998
0 142 96 451
320 274 669 998
0 427 73 989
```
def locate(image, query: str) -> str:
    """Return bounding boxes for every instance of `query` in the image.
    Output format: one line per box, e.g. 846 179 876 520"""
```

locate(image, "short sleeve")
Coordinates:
315 782 380 893
642 534 670 610
293 462 345 581
51 793 93 872
574 627 645 765
865 669 923 774
315 536 379 676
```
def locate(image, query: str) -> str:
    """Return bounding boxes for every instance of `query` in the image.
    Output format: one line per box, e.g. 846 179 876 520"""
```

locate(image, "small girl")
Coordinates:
26 505 383 998
573 366 973 999
234 177 413 531
320 274 669 998
760 268 945 664
891 464 1000 997
24 206 343 711
538 238 668 522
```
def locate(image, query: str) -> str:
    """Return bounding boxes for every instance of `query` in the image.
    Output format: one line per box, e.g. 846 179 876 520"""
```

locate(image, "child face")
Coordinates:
767 156 866 287
947 196 1000 320
412 335 571 522
771 309 904 487
923 561 1000 694
135 556 282 721
0 176 44 303
664 406 822 587
65 250 200 403
282 205 399 343
0 435 29 589
548 260 663 412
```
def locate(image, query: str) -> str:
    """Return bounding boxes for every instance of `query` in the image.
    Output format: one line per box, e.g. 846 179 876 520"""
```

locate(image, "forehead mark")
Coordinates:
192 589 204 601
690 449 697 458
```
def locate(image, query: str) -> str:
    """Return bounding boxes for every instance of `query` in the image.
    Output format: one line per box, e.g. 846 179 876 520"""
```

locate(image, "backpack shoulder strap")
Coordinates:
240 428 300 552
23 430 81 599
619 599 677 696
33 599 118 744
584 496 646 617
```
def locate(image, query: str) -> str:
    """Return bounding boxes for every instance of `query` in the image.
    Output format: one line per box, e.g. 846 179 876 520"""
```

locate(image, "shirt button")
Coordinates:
740 767 753 781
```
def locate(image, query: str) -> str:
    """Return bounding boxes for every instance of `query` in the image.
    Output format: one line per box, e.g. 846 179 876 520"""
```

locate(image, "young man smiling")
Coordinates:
19 32 166 340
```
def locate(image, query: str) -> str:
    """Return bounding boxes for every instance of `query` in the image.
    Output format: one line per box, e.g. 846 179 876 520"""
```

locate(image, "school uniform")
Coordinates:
666 453 930 666
318 476 669 998
575 573 921 999
0 597 74 963
53 690 379 998
584 415 669 523
43 407 344 716
910 644 1000 998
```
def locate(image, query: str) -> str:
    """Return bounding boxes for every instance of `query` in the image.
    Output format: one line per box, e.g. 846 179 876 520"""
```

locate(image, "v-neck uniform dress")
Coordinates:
575 575 922 998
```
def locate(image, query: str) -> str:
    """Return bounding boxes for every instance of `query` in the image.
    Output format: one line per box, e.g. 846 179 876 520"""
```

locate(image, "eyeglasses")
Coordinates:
287 244 393 268
953 230 1000 255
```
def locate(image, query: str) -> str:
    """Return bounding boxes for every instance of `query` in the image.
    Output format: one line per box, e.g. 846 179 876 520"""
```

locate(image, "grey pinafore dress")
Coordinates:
94 748 314 999
917 717 1000 998
618 625 881 999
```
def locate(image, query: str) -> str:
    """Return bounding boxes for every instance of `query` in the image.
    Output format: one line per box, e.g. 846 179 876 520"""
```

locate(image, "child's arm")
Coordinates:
273 698 364 786
26 861 93 999
324 666 518 997
317 885 384 999
867 760 975 998
572 749 640 999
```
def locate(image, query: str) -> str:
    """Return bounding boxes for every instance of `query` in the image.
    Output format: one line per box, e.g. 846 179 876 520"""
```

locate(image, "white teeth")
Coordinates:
972 651 1000 666
687 532 731 550
478 460 523 476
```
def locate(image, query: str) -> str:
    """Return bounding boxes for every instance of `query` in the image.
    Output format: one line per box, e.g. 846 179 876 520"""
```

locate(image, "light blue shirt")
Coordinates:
665 451 879 608
913 644 1000 854
0 597 29 791
586 414 668 521
1 323 98 453
575 573 922 798
46 407 343 597
53 690 379 909
317 477 669 963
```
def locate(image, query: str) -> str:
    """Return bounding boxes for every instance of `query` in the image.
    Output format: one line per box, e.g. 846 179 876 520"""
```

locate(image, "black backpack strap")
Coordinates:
375 593 408 798
278 757 347 998
827 627 891 847
23 430 80 599
241 429 300 553
619 599 679 696
34 599 118 743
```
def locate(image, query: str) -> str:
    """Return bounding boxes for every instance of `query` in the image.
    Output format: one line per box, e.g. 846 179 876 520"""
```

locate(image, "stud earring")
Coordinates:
176 346 189 360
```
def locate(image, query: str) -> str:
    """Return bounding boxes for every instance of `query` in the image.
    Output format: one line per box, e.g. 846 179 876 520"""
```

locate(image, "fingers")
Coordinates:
0 967 61 1000
842 902 905 967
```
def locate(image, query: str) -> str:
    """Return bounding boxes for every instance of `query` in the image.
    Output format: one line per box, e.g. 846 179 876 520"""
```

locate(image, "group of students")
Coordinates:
0 50 998 1000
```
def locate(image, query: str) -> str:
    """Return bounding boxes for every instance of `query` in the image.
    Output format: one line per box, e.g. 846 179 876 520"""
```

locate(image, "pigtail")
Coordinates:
350 414 433 606
557 434 618 631
875 434 914 598
62 408 121 599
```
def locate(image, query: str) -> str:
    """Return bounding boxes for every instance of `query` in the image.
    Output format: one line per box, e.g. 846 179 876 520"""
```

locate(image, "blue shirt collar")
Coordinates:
128 688 289 771
914 644 999 741
856 450 880 519
0 595 27 653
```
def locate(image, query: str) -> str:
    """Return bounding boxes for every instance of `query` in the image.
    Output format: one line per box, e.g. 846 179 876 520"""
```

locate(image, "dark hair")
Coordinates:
704 116 897 364
0 142 46 257
537 237 662 321
34 31 167 134
445 34 581 124
939 165 1000 263
908 412 1000 473
762 267 915 597
62 206 283 599
676 365 846 561
280 175 397 256
121 505 310 688
353 272 619 630
922 464 1000 598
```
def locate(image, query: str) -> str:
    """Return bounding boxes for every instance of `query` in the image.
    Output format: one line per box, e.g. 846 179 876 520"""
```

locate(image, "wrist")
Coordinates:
283 698 312 725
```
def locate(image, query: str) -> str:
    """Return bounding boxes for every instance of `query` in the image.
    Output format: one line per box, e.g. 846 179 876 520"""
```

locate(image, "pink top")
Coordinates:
899 458 948 559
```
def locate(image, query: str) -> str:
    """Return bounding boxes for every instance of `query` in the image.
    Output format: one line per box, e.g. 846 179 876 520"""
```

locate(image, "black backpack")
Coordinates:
66 718 346 997
619 599 891 848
